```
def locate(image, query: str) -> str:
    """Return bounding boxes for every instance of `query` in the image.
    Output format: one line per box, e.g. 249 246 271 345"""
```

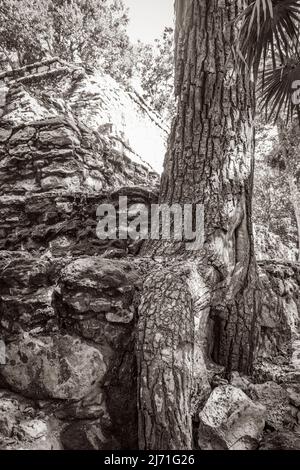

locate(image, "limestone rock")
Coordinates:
0 251 139 449
0 396 19 437
7 418 62 450
9 126 36 144
57 258 140 348
0 251 69 340
198 385 266 450
1 335 106 400
0 126 12 142
38 127 80 148
257 261 300 365
259 431 300 450
248 382 289 430
53 389 109 421
230 372 251 392
56 257 140 449
0 58 167 174
287 385 300 408
16 419 49 440
60 421 118 450
0 391 62 450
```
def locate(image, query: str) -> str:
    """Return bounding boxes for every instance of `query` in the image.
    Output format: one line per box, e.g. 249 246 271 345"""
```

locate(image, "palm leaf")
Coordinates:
235 0 300 82
258 59 300 123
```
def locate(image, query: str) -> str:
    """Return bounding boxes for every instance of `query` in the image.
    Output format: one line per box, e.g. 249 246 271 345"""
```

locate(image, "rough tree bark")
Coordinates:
137 0 261 450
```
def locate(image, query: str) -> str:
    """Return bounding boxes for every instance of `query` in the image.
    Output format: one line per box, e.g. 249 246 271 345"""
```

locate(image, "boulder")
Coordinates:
38 127 80 148
0 126 12 143
0 397 18 437
0 391 62 450
1 334 106 400
248 382 289 430
256 261 300 369
230 372 251 392
16 419 49 440
7 419 62 450
0 391 35 438
287 384 300 408
9 126 36 144
198 385 266 450
58 258 140 347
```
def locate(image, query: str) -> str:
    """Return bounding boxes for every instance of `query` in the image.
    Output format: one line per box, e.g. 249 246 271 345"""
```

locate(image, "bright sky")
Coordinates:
126 0 174 43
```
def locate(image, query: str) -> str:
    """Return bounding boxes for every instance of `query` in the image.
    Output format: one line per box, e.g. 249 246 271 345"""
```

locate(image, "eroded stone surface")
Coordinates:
60 421 118 450
1 335 106 400
1 59 300 450
259 431 300 450
0 391 62 450
198 385 266 450
248 382 289 430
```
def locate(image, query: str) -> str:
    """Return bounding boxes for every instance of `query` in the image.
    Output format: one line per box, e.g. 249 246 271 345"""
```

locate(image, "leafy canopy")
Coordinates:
0 0 133 84
236 0 300 123
135 28 175 123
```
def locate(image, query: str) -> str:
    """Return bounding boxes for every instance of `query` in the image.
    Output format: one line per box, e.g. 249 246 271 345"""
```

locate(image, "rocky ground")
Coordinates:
0 60 299 450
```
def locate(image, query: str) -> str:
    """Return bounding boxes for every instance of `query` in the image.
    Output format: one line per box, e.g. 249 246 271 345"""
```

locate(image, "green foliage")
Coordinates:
253 121 298 256
237 0 300 79
0 0 51 67
134 28 175 123
258 59 300 123
0 0 133 84
0 0 175 114
236 0 300 124
273 118 300 177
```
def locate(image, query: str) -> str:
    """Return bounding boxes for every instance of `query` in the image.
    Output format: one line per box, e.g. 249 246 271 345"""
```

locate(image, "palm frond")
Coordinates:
235 0 300 82
258 59 300 123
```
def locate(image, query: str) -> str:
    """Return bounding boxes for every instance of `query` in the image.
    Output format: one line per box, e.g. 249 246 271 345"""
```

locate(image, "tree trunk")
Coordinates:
137 0 260 450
